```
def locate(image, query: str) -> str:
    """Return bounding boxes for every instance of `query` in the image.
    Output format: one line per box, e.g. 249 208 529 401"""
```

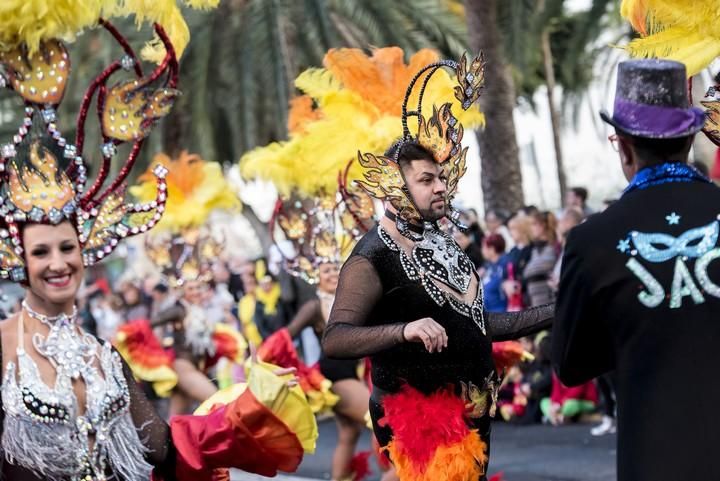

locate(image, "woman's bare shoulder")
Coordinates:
0 313 20 341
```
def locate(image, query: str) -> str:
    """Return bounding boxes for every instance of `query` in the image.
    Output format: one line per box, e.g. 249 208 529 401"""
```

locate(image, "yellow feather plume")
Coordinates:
0 0 218 63
131 150 239 231
621 0 720 76
240 47 484 197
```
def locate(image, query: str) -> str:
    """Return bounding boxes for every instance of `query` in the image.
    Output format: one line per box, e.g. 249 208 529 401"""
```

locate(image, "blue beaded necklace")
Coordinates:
623 162 711 196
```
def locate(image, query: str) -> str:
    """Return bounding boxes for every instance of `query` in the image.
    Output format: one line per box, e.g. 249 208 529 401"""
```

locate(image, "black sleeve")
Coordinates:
486 303 554 341
287 299 321 338
119 352 177 479
551 229 615 386
151 304 186 328
321 256 406 359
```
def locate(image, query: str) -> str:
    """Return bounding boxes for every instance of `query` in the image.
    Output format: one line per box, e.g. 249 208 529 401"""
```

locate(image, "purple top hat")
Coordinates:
600 59 705 139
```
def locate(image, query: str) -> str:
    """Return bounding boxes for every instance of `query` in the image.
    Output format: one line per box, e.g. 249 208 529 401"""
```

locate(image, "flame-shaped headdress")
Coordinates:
356 53 485 238
0 18 186 282
144 226 225 287
271 188 372 285
133 151 240 287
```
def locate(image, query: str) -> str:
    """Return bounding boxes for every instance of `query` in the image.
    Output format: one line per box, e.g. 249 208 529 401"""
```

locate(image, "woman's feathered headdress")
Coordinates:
0 2 216 282
270 190 372 285
132 150 239 286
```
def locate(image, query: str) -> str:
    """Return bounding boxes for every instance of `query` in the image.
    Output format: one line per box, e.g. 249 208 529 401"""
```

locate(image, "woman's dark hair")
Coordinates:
570 187 588 202
483 233 506 255
531 211 558 244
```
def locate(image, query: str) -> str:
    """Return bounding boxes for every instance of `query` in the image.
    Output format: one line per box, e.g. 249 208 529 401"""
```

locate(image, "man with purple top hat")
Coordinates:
552 59 720 481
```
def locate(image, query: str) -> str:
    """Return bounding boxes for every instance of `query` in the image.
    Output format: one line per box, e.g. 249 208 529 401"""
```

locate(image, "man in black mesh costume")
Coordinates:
321 57 554 478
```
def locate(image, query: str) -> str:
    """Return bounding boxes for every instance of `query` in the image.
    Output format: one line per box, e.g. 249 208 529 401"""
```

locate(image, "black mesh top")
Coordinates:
322 226 554 394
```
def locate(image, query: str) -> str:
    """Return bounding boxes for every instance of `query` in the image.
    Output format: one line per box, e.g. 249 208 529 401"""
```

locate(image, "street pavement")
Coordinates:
232 418 617 481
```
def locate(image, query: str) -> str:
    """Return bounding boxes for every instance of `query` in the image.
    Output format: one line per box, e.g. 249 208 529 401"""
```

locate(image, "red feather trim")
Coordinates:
349 450 372 481
492 341 526 375
378 385 470 469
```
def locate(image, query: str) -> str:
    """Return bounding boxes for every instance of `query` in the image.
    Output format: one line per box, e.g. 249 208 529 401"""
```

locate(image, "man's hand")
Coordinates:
403 318 448 353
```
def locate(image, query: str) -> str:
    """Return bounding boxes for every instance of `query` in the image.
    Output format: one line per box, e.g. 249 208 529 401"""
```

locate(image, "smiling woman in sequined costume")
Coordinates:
0 3 315 480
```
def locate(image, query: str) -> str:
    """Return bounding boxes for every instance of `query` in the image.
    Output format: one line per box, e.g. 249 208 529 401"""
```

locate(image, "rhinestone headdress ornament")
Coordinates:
356 53 485 239
134 151 240 287
0 22 180 282
144 227 224 287
271 181 374 285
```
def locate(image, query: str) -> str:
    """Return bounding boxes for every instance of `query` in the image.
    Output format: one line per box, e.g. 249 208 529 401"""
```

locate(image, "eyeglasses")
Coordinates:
608 134 619 152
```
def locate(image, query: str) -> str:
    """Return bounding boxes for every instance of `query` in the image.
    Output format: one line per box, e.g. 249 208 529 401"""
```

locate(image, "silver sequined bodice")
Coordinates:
1 332 151 480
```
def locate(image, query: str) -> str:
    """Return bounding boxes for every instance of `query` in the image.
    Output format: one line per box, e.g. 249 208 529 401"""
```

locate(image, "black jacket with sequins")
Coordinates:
553 178 720 481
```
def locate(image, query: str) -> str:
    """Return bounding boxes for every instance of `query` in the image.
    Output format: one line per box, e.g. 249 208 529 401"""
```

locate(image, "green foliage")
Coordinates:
170 0 469 163
498 0 622 113
0 1 467 182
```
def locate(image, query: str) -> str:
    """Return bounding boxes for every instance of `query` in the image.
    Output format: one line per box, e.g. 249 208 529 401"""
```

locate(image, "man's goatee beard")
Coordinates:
418 207 446 223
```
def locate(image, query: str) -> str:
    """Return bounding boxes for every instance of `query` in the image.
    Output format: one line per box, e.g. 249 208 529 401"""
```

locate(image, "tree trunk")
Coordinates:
540 28 567 203
465 0 525 215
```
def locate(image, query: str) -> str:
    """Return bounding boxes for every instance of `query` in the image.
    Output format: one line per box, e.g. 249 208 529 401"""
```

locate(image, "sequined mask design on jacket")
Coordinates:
617 212 720 309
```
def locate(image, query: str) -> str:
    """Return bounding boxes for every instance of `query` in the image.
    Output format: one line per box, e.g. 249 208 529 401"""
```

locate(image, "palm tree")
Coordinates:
0 3 469 251
465 0 619 212
164 0 469 162
465 0 525 213
160 0 470 249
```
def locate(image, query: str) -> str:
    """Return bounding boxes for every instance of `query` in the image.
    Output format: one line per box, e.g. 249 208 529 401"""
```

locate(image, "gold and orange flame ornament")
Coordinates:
356 53 484 237
0 16 190 282
271 189 371 285
132 151 240 287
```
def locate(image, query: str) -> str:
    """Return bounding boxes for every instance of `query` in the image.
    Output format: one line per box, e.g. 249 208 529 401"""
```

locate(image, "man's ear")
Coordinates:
619 136 634 167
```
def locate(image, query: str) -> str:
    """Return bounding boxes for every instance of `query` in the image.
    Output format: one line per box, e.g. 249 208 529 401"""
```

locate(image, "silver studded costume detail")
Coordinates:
378 225 486 334
1 305 152 481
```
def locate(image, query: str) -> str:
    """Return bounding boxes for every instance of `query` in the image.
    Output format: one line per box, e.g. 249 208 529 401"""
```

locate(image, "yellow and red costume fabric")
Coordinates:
116 317 247 392
258 328 339 414
114 319 178 398
152 362 318 481
166 389 302 481
208 323 248 368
